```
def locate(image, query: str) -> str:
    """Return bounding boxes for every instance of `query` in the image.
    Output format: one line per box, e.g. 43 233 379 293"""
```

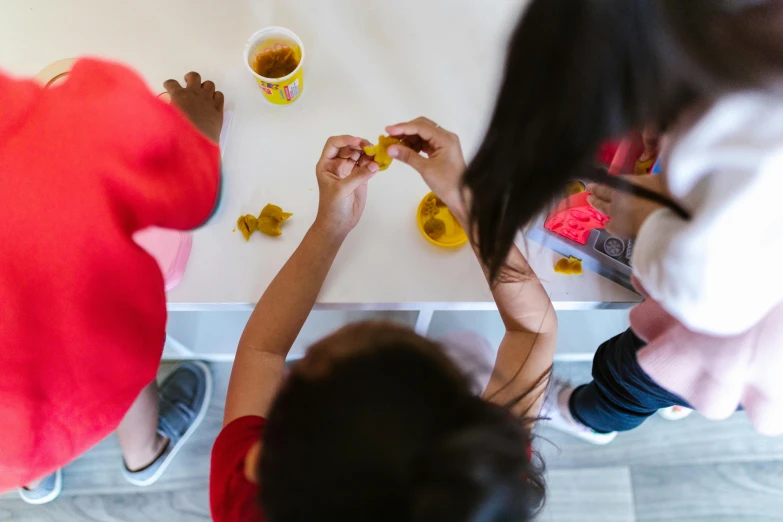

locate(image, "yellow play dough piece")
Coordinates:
423 217 446 240
554 256 583 275
237 215 259 241
258 203 293 237
565 181 586 196
237 204 293 240
363 135 402 171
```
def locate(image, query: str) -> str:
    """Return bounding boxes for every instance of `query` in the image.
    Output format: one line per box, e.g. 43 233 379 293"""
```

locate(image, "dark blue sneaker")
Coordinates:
123 361 212 487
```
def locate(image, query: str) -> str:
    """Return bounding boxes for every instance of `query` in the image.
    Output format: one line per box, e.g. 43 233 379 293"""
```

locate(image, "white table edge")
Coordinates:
167 300 640 312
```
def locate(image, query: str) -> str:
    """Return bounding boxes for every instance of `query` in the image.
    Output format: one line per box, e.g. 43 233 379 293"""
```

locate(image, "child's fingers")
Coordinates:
342 163 379 192
386 117 448 147
214 91 225 111
336 146 359 160
357 154 373 167
587 194 611 216
387 144 427 172
184 71 202 89
587 183 613 203
202 80 216 95
321 136 365 161
163 79 183 93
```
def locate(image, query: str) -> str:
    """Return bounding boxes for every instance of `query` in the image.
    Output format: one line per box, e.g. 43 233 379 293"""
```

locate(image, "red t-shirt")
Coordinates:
209 416 534 522
211 416 267 522
0 59 220 489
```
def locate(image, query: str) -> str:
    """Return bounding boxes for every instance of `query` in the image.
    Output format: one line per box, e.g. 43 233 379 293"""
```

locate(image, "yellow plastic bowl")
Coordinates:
416 192 468 248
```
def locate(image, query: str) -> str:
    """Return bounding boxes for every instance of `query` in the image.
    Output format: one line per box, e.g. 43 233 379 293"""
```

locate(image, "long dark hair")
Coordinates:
465 0 783 280
260 322 546 522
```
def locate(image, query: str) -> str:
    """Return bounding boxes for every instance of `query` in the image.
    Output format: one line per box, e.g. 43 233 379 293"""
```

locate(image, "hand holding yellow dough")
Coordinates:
363 135 402 171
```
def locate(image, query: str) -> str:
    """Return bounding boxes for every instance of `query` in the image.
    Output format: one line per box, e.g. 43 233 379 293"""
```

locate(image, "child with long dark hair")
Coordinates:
391 0 783 440
210 131 557 522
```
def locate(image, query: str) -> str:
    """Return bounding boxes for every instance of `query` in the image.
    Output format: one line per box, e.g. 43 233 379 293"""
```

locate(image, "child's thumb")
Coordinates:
388 145 426 173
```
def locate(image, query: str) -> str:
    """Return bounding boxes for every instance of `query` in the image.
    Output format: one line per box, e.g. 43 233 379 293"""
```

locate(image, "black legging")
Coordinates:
569 328 691 433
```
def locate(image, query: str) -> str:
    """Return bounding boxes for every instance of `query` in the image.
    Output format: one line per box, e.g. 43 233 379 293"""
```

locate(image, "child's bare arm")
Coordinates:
223 136 379 426
445 201 556 419
387 117 557 420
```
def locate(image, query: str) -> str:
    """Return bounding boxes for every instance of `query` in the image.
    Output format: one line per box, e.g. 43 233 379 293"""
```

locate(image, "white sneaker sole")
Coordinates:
544 417 618 445
658 407 693 421
124 361 213 487
541 380 618 446
18 470 62 505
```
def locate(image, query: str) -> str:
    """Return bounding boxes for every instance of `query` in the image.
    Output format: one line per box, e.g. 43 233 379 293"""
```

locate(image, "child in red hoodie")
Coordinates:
0 59 222 503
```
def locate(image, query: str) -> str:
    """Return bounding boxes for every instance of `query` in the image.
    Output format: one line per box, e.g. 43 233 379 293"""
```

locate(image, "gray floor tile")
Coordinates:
0 489 210 522
632 461 783 522
4 358 783 522
535 412 783 471
539 467 636 522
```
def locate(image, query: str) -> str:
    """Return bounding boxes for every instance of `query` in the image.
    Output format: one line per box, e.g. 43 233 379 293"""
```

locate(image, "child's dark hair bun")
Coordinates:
261 323 546 522
410 400 545 522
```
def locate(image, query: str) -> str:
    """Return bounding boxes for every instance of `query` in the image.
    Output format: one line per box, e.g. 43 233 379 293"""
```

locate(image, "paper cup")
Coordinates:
244 27 305 105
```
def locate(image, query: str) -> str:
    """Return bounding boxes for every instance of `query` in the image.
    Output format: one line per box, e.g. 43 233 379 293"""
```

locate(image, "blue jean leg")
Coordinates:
569 328 690 433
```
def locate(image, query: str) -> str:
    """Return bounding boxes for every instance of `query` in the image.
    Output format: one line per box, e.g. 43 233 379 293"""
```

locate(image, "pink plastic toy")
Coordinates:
545 132 652 244
133 228 192 291
544 191 610 245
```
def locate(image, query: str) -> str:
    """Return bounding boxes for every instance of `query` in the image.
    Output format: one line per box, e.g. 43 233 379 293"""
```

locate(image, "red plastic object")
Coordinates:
596 140 621 166
544 192 610 245
608 131 644 175
546 133 646 244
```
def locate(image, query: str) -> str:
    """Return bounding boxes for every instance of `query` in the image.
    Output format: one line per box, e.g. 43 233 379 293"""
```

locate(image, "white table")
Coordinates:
2 0 640 349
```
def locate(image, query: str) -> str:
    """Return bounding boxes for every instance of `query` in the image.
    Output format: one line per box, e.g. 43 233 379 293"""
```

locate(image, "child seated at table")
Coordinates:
210 133 557 522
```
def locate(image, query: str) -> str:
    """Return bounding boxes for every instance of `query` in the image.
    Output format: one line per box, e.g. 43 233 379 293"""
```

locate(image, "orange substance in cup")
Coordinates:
253 41 301 79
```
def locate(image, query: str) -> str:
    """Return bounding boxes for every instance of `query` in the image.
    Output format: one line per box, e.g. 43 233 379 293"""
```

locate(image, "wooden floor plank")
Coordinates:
536 363 783 470
0 489 210 522
539 467 636 522
4 360 783 522
536 411 783 470
632 460 783 522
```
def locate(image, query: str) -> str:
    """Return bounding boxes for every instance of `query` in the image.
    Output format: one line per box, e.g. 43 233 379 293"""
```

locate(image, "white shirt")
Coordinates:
632 90 783 336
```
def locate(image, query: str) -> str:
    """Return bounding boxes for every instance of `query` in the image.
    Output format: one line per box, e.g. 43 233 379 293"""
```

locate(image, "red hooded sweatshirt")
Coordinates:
0 58 220 489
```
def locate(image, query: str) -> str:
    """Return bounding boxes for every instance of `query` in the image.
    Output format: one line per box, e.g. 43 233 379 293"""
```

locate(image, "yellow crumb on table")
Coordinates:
363 135 401 171
554 256 583 275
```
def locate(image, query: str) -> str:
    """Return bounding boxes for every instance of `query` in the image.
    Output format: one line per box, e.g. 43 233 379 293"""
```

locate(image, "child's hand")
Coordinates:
314 136 380 239
163 72 224 143
385 117 467 214
587 175 666 239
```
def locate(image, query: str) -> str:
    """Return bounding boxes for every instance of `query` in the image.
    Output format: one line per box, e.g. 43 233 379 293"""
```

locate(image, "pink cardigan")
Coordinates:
632 289 783 437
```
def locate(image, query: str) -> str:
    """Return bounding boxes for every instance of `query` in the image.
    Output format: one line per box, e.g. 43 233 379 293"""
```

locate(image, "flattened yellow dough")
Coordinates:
423 217 446 240
363 135 402 171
